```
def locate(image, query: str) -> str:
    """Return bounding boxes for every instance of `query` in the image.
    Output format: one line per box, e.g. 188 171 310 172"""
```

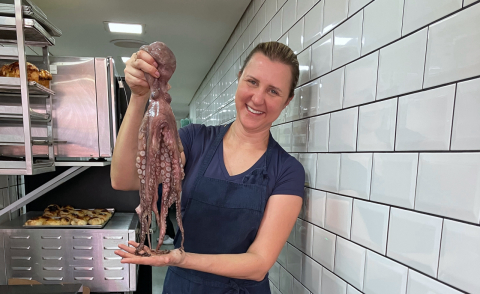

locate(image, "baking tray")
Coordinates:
0 3 62 37
23 208 115 229
0 76 55 95
0 16 55 46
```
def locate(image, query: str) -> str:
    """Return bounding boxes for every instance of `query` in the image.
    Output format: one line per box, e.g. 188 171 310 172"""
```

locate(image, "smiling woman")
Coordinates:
111 41 305 294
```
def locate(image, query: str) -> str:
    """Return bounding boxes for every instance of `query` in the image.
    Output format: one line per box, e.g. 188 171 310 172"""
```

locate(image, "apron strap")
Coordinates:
192 122 232 190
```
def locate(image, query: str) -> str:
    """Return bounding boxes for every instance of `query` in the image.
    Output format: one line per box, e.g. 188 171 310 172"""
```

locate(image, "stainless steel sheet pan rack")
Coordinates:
0 0 59 175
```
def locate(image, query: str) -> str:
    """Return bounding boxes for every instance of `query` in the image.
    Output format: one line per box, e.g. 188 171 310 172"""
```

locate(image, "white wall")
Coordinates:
190 0 480 293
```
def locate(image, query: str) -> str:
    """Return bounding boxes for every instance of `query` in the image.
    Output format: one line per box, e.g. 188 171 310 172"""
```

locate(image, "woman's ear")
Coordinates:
284 95 294 108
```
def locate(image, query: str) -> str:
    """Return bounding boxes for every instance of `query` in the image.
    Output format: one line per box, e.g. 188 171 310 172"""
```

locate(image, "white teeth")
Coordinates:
247 105 263 114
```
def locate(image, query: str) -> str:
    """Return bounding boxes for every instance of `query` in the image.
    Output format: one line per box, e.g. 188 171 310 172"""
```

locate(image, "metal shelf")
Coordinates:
0 76 54 95
0 159 54 174
55 161 111 167
0 136 52 145
0 16 54 46
0 109 50 122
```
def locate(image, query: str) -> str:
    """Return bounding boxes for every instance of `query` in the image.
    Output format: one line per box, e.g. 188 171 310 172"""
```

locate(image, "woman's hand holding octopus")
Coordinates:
115 241 186 267
124 51 161 100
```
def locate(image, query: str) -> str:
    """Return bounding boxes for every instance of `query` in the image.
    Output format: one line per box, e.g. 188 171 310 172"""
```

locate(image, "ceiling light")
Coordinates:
106 22 143 34
122 57 130 63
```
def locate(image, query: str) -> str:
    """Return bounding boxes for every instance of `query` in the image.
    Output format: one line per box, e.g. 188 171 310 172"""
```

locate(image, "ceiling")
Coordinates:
30 0 250 119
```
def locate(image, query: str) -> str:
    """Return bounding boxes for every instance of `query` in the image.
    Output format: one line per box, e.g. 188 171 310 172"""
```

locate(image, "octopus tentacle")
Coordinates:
135 115 151 256
134 42 184 256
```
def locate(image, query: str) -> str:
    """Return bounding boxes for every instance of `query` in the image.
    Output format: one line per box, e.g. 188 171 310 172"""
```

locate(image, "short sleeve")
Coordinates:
271 156 305 198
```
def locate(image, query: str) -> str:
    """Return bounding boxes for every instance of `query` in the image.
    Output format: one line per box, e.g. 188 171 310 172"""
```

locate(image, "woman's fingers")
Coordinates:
124 74 149 89
134 51 160 78
127 240 140 247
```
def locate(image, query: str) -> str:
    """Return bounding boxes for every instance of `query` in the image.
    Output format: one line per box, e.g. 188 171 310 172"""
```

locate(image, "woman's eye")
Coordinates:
248 80 257 85
270 89 279 95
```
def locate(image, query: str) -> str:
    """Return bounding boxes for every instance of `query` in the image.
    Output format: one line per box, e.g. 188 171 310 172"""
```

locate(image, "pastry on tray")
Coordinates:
0 61 39 82
0 61 53 88
24 204 113 226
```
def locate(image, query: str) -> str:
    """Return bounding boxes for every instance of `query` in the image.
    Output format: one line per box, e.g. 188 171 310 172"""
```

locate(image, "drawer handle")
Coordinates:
12 267 31 271
74 267 94 271
105 277 124 280
74 277 94 281
11 246 30 250
43 267 63 271
42 246 62 250
74 256 93 260
43 256 62 260
104 256 121 260
103 236 123 240
10 236 30 239
41 236 61 239
12 277 32 280
73 236 93 239
12 256 31 260
104 267 124 270
73 246 92 250
104 246 118 250
43 277 63 281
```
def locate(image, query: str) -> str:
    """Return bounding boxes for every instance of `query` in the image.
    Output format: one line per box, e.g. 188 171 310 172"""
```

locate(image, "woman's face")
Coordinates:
235 53 293 132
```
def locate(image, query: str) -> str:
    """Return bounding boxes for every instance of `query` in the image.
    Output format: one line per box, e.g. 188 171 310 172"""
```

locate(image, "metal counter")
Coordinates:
0 212 139 293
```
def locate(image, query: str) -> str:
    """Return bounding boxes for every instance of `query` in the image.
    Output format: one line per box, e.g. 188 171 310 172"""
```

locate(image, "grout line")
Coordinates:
393 97 400 150
385 206 392 256
449 84 458 150
421 26 430 89
413 152 420 210
436 219 445 279
400 0 406 36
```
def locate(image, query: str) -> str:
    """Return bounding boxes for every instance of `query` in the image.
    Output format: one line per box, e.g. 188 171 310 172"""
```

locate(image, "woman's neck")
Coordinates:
224 120 270 150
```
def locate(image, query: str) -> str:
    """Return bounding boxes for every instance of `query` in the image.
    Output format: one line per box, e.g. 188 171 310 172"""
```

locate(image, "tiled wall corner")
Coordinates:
190 0 480 293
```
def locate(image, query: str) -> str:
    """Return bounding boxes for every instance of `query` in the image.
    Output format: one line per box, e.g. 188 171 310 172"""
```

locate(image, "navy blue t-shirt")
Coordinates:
178 124 305 214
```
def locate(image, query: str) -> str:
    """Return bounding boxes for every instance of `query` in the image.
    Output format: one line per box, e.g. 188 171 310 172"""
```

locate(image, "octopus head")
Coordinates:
140 42 176 101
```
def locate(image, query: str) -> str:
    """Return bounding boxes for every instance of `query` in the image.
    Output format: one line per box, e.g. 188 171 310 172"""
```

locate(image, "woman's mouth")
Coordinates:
246 105 264 115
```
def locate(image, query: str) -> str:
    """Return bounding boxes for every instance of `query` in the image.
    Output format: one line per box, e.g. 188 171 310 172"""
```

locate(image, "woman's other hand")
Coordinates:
115 241 185 267
124 50 160 99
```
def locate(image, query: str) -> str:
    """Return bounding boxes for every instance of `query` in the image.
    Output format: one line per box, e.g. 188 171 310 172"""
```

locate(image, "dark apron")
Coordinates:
162 123 274 294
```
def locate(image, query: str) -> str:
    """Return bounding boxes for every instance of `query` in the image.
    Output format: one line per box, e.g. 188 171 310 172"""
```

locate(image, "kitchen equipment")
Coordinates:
0 212 139 293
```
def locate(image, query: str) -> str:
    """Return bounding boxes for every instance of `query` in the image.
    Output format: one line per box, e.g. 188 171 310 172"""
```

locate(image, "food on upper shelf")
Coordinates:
24 204 113 226
0 61 39 82
39 69 52 88
0 61 53 88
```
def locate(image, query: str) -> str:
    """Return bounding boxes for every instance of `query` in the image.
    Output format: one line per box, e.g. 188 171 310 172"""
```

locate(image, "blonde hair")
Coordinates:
240 41 299 98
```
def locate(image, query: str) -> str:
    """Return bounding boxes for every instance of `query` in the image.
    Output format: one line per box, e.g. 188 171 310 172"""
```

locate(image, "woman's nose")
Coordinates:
251 89 265 104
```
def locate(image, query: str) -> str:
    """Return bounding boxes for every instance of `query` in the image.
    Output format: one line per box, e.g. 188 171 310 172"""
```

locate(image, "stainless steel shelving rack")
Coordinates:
0 0 57 175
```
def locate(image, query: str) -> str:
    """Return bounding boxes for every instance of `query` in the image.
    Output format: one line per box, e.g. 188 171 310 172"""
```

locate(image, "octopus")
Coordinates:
134 42 185 256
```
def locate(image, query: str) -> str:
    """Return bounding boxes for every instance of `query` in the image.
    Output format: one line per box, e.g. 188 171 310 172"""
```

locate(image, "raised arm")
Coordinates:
111 51 157 191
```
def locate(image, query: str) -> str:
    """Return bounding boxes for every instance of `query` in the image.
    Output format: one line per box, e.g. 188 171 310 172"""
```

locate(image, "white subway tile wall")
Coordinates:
332 11 363 69
395 84 455 151
387 208 443 277
189 0 480 293
343 51 379 109
376 28 428 100
357 97 396 151
334 237 366 290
